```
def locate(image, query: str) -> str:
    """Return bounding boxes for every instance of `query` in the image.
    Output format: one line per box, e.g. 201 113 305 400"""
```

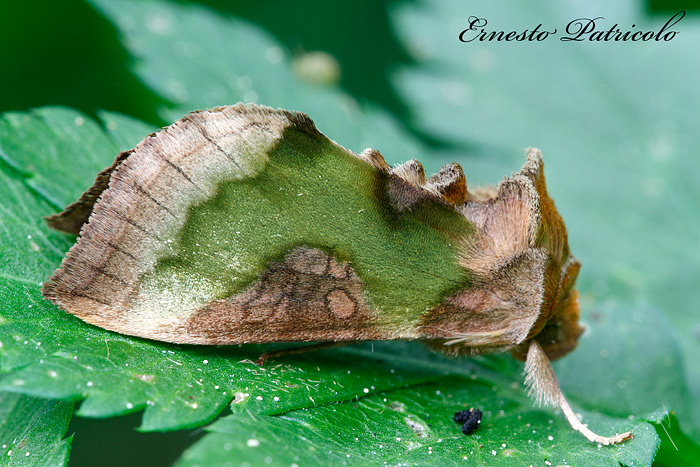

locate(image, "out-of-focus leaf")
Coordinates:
87 0 424 168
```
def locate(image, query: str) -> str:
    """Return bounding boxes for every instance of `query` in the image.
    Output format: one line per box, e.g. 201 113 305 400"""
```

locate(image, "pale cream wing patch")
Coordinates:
42 104 326 342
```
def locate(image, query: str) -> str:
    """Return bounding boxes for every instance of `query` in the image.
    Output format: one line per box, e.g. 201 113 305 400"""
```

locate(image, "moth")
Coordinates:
43 103 632 445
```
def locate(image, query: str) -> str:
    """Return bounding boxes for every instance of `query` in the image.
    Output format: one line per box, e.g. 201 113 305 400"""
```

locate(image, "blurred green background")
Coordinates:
0 0 411 131
2 0 700 465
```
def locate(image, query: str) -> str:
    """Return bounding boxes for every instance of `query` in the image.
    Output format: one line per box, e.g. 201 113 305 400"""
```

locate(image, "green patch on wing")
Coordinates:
144 127 472 325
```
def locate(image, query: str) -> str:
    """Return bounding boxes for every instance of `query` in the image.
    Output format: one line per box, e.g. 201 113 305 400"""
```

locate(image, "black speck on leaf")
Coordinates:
454 408 482 435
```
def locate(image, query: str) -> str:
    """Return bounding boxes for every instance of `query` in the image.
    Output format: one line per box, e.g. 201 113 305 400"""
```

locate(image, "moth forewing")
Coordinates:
42 103 630 445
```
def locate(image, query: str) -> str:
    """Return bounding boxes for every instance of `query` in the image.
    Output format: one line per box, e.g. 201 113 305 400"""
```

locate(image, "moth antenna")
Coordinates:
524 340 633 445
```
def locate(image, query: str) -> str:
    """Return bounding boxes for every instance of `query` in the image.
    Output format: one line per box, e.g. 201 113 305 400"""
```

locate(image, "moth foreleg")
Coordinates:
524 340 633 445
255 341 350 366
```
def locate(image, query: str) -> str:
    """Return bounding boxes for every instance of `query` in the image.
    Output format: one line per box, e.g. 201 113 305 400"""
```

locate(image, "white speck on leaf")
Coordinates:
232 392 249 404
403 416 430 438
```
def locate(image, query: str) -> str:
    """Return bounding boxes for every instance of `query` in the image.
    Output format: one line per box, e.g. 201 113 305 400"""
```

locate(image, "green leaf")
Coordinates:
391 0 700 446
651 412 700 467
177 379 656 467
179 297 681 466
555 300 691 421
97 110 158 153
0 0 688 464
0 392 73 467
0 108 122 210
0 107 661 464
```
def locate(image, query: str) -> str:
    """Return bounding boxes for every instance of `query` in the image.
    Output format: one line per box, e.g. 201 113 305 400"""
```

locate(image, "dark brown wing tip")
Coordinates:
44 149 134 235
44 211 85 236
44 103 323 235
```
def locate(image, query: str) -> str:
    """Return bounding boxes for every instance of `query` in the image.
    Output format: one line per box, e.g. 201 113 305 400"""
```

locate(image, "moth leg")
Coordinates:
524 340 633 445
255 342 350 366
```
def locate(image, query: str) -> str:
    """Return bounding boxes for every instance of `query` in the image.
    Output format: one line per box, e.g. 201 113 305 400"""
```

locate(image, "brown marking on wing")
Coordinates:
388 174 439 212
327 289 356 318
457 179 533 276
387 160 440 212
358 148 391 171
512 289 584 361
44 149 133 235
328 259 351 279
185 247 382 344
391 159 426 186
519 148 569 264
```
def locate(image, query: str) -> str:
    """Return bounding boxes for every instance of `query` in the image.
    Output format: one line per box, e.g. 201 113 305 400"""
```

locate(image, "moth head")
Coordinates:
417 148 584 360
512 248 585 361
509 150 585 361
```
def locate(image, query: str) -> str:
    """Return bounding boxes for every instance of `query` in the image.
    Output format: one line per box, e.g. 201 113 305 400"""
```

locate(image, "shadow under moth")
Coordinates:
42 103 632 445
